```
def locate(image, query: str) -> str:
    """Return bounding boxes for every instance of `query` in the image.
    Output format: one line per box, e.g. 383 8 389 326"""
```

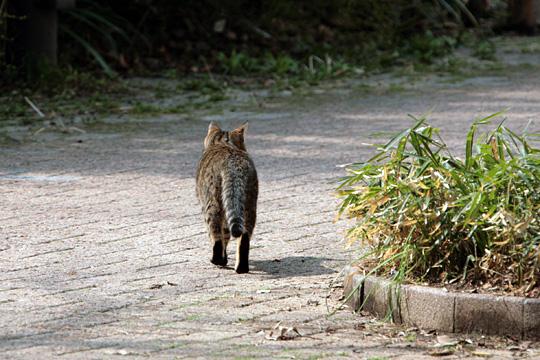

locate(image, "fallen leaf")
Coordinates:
471 350 492 357
436 335 458 347
325 326 337 333
266 326 302 341
150 282 177 290
213 19 226 33
429 348 455 356
478 336 486 346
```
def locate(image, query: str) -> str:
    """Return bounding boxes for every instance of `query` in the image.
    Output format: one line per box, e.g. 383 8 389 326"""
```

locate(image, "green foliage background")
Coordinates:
2 0 484 77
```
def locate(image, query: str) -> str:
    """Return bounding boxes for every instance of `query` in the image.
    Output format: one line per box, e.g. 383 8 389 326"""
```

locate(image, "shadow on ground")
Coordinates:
251 256 337 278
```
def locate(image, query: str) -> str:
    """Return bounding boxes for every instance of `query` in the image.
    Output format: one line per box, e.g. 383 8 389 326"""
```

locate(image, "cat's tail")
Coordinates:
222 172 246 238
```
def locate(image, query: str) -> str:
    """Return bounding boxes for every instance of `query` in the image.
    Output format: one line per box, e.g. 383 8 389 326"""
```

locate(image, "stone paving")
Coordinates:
2 64 540 359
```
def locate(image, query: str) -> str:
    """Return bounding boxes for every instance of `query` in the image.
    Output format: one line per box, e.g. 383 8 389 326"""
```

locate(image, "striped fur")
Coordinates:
196 122 258 273
222 172 246 238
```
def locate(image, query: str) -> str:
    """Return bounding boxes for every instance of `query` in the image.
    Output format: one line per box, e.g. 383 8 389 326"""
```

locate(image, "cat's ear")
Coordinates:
230 122 248 150
204 122 221 149
208 121 221 134
232 122 248 136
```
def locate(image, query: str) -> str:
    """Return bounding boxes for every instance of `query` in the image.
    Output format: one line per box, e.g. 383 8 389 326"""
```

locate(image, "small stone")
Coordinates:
213 19 226 33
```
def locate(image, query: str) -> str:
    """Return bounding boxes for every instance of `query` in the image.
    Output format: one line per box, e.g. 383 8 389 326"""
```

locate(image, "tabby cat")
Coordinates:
196 122 258 274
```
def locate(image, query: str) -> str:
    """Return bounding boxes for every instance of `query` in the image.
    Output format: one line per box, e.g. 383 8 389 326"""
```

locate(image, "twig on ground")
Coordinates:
24 97 46 118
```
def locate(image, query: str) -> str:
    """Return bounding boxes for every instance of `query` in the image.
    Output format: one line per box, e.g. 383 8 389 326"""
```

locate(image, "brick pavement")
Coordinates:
1 69 540 359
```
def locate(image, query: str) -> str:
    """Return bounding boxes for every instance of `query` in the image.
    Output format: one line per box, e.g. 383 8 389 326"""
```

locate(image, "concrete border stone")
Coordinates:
363 276 402 323
343 267 540 339
524 298 540 340
400 285 455 332
343 265 363 312
454 293 523 337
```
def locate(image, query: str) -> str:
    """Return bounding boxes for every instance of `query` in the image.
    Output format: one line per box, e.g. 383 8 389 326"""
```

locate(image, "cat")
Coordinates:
196 122 258 274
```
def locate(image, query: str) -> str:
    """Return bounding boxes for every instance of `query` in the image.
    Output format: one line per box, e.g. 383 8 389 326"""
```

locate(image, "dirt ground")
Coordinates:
1 38 540 359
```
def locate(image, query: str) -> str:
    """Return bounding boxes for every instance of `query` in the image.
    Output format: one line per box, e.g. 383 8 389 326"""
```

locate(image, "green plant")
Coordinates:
405 31 457 64
59 0 146 77
303 55 353 81
216 50 261 75
215 50 354 85
338 113 540 296
473 40 496 60
264 53 300 75
437 0 478 26
520 41 540 54
0 95 27 120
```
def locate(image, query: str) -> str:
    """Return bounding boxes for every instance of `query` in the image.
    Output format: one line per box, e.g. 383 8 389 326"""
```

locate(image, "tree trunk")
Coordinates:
468 0 491 18
509 0 537 34
6 0 57 75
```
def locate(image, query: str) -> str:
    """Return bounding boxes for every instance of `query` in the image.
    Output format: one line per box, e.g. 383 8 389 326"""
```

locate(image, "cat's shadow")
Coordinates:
250 256 336 278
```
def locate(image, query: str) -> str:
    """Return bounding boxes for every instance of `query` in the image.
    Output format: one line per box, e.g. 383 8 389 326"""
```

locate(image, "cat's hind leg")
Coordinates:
207 211 227 266
235 232 250 274
235 207 255 274
221 224 231 263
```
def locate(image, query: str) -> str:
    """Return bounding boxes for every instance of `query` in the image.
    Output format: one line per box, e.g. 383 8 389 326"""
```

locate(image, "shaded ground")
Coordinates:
1 39 540 359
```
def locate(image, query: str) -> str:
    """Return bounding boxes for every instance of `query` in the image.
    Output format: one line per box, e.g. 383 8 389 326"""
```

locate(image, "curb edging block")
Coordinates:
454 293 524 337
363 276 390 318
400 285 455 333
363 276 401 323
524 298 540 340
342 267 540 339
343 266 363 312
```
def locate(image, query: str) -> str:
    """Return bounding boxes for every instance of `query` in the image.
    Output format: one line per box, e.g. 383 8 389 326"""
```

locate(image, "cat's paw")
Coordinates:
211 241 227 266
211 255 228 266
235 263 249 274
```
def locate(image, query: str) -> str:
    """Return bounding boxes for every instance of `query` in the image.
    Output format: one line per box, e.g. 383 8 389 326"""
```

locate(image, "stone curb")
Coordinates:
343 266 540 339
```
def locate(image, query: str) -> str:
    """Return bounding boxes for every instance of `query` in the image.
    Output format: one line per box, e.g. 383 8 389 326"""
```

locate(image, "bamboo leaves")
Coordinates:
338 114 540 296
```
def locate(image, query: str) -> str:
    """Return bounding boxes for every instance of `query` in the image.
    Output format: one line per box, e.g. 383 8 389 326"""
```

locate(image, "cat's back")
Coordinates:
197 144 251 175
196 144 256 197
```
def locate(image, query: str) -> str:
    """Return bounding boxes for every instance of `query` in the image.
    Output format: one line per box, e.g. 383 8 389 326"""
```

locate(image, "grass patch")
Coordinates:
127 101 191 116
521 42 540 54
215 50 359 86
338 113 540 297
185 314 202 321
404 332 417 342
0 67 127 123
130 102 161 115
473 40 497 61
